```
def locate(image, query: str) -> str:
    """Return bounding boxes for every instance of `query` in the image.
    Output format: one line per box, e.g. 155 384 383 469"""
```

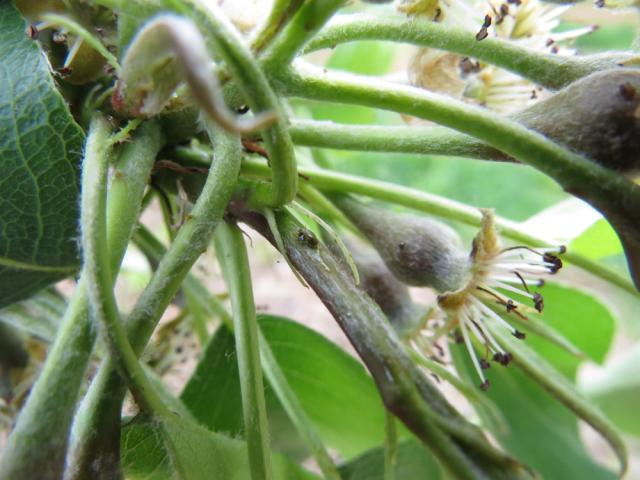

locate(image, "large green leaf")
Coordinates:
0 3 84 308
453 283 618 479
181 316 388 459
121 414 317 480
338 438 443 480
570 219 623 261
580 343 640 438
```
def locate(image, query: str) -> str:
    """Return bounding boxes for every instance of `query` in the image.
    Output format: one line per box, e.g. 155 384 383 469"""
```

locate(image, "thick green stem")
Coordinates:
384 411 398 480
274 65 640 289
239 209 524 480
240 157 636 295
67 124 241 480
214 222 272 480
290 119 497 160
0 121 163 480
80 115 170 415
304 14 636 90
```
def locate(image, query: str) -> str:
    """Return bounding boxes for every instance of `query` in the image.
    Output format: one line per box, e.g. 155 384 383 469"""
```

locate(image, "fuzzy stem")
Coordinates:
214 222 273 480
250 0 306 54
290 119 498 160
240 157 637 295
67 124 241 479
80 114 170 415
178 0 297 207
0 121 163 480
259 0 347 71
304 14 635 91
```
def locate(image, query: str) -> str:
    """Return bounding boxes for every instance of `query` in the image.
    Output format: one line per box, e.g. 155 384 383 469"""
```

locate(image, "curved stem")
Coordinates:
80 114 170 415
0 121 163 480
178 0 297 207
68 123 242 480
214 222 272 480
290 119 499 160
304 14 636 90
240 157 637 295
250 0 305 54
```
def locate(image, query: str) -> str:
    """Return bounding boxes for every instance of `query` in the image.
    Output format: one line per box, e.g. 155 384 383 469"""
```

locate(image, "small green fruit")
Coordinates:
515 69 640 174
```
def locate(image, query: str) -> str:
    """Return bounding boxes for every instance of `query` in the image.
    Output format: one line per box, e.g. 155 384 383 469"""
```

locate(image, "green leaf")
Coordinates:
0 288 65 341
570 219 623 261
0 3 84 308
121 414 318 480
181 316 388 459
580 343 640 438
453 283 620 479
338 438 443 480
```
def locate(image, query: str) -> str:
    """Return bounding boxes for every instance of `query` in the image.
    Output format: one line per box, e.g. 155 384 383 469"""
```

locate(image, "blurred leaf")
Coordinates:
309 41 399 125
573 24 636 52
0 4 85 308
571 219 623 261
181 316 388 459
121 414 317 480
0 288 65 341
580 344 640 438
338 438 443 480
453 283 619 479
333 152 566 221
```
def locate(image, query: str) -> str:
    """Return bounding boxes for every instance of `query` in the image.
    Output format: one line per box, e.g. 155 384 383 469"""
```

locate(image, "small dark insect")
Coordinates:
26 24 39 39
619 82 636 101
297 228 318 248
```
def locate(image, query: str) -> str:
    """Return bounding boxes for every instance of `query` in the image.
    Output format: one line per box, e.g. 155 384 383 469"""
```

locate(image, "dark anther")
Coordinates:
501 352 513 365
530 90 537 100
507 0 521 4
482 14 492 28
619 82 636 101
506 299 517 313
480 358 491 370
533 292 544 312
26 24 39 39
236 105 250 114
595 0 605 7
500 4 509 16
433 8 442 21
550 46 559 54
453 330 464 344
545 38 554 47
480 379 491 391
398 242 406 250
543 254 563 273
175 346 183 354
297 228 318 248
476 27 489 41
460 57 480 74
513 330 526 340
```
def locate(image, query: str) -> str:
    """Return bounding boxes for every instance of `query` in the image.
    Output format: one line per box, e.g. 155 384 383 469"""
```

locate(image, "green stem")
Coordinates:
214 221 272 480
304 14 636 90
260 0 347 70
80 114 170 415
290 119 497 160
384 411 398 480
176 0 297 207
240 157 637 295
0 121 163 480
67 124 241 480
134 224 339 479
250 0 305 54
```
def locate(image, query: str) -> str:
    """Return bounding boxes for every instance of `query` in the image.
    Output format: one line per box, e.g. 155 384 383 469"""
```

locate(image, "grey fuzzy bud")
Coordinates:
335 197 470 292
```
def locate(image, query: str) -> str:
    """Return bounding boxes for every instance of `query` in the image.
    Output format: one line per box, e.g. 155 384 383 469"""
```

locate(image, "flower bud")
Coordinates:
515 69 640 174
334 196 470 292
